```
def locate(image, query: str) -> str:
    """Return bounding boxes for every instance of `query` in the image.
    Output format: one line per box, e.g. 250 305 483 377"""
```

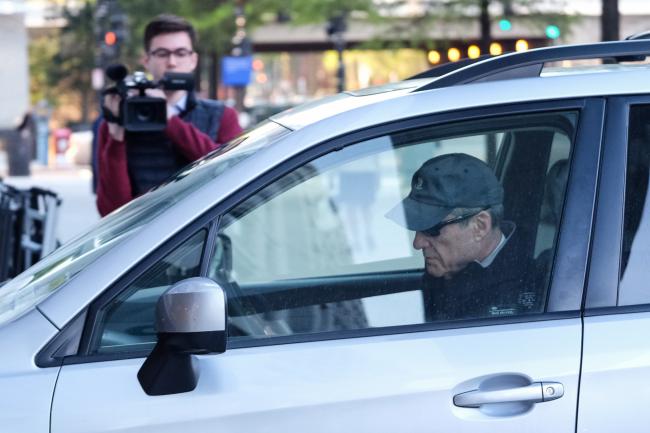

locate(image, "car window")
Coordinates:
0 120 289 328
90 230 207 354
210 111 577 341
619 105 650 305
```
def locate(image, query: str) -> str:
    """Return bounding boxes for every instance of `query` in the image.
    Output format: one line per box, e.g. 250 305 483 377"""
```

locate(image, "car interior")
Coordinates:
220 111 577 340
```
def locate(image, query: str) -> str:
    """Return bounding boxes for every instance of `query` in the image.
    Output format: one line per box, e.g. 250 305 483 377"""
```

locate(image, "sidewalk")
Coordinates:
1 154 100 243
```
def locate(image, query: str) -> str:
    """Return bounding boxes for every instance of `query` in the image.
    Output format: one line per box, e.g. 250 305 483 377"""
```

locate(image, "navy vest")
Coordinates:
125 93 225 196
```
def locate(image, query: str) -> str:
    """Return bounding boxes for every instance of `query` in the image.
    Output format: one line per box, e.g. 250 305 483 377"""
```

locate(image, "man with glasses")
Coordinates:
387 153 534 321
96 14 242 216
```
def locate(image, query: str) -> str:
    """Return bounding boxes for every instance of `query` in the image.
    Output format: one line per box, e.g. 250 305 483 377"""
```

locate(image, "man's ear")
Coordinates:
472 211 492 239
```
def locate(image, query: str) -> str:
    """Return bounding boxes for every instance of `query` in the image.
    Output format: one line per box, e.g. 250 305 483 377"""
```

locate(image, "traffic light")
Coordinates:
499 19 512 31
546 25 561 39
107 11 128 48
104 31 117 46
231 4 252 57
326 14 347 37
96 3 128 66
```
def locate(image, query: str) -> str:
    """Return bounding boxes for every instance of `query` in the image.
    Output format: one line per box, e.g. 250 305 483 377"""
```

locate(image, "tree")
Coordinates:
50 1 97 124
31 0 573 122
117 0 377 98
29 1 98 124
374 0 573 52
30 0 379 116
29 32 59 106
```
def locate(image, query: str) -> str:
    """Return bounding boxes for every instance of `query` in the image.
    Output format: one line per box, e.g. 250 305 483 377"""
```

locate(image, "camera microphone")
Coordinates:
106 64 128 82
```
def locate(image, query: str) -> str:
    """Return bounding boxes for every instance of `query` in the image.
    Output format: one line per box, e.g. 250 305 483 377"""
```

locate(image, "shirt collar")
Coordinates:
174 93 187 114
476 233 507 268
168 93 188 116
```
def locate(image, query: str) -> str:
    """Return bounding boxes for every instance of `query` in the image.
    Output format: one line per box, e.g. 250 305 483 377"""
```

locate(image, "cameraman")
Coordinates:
96 14 242 216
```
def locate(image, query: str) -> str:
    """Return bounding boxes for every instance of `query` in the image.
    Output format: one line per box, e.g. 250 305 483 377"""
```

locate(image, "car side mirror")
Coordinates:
137 277 227 396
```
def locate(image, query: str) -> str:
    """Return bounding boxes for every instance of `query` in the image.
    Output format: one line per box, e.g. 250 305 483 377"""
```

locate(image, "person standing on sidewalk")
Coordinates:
96 14 242 216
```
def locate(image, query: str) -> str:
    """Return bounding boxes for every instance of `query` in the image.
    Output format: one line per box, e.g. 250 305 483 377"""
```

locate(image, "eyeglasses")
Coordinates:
421 208 488 237
149 48 194 60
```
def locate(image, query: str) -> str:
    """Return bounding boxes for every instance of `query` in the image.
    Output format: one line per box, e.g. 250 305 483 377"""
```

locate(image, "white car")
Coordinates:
2 40 650 433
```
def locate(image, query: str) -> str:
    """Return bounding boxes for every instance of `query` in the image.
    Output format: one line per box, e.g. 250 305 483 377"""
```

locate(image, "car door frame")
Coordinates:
577 95 650 433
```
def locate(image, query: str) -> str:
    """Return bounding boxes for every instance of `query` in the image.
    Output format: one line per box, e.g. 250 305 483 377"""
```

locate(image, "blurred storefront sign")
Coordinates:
222 56 253 87
52 127 71 167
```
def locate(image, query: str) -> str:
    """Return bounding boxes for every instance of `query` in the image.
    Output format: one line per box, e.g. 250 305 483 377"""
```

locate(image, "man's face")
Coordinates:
143 31 198 81
413 215 479 279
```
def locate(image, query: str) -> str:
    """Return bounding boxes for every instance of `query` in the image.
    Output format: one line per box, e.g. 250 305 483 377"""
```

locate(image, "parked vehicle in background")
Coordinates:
239 102 295 129
2 39 650 432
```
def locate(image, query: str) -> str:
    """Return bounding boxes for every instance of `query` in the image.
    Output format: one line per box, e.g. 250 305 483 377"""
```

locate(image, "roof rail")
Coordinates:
626 31 650 40
415 40 650 92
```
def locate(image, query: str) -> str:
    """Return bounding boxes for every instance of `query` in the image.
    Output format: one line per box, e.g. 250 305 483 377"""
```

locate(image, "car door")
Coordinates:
578 97 650 433
50 99 602 433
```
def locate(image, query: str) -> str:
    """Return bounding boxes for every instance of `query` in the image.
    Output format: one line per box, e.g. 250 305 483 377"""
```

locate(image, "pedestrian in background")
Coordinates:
96 14 242 216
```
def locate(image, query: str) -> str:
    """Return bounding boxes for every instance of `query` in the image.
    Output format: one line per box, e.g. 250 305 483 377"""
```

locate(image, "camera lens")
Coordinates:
136 106 154 122
124 97 167 132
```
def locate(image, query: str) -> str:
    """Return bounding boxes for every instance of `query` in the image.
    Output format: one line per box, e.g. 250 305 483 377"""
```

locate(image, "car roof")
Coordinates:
271 65 650 135
270 79 430 131
272 40 650 134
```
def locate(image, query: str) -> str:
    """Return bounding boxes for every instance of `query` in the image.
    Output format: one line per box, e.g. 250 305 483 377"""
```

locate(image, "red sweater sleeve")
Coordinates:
216 106 243 144
165 106 243 161
96 106 243 216
96 121 133 217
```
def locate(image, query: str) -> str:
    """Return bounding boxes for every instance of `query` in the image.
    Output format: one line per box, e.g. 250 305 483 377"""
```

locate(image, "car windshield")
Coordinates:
0 120 290 327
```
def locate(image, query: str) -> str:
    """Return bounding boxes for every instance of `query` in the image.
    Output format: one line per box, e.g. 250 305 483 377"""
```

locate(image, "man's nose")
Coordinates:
413 231 429 250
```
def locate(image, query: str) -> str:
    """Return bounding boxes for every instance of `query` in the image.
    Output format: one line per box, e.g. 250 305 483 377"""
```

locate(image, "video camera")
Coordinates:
102 64 195 132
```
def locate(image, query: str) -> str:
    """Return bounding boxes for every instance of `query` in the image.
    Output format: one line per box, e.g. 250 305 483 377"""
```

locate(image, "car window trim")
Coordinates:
52 310 582 366
584 97 627 309
201 219 221 277
584 304 650 317
546 98 605 311
233 269 424 314
77 222 213 357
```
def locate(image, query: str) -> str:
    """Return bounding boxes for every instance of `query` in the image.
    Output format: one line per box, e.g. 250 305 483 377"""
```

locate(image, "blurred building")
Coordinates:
0 0 29 131
243 13 650 112
12 1 650 130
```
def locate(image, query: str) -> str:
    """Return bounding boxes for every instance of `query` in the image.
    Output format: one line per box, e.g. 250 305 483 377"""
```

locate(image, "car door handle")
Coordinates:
453 382 564 408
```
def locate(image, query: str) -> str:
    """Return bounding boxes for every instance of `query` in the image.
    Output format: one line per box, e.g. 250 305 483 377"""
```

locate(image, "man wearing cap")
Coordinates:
387 153 534 321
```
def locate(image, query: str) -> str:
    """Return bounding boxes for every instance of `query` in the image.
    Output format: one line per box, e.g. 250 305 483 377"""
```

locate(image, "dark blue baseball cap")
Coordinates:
386 153 503 231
